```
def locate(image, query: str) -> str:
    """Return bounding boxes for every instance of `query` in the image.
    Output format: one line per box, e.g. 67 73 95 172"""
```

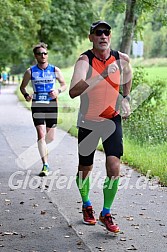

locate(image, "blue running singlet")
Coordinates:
31 64 56 103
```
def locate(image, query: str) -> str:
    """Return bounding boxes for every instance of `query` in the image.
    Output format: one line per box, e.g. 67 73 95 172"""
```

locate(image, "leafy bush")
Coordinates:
123 67 166 145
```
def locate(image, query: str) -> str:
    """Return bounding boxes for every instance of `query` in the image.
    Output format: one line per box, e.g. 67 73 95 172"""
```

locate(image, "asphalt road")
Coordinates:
0 84 167 252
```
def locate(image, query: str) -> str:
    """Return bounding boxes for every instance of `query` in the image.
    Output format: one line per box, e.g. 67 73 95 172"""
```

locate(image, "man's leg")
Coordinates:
77 126 98 225
76 164 97 225
103 156 120 214
36 125 49 176
38 99 57 175
99 116 122 232
98 156 120 232
46 127 55 144
36 125 48 164
76 165 93 208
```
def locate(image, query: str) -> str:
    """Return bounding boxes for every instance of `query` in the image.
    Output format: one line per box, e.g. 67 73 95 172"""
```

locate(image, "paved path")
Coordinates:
0 85 167 252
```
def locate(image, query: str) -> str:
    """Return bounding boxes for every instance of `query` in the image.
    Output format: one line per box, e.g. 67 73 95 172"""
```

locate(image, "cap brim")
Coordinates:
90 21 111 34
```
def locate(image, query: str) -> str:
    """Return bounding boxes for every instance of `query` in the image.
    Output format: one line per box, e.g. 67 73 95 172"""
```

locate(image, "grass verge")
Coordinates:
121 138 167 186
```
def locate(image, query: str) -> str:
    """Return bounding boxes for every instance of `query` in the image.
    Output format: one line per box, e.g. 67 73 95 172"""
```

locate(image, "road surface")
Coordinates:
0 84 167 252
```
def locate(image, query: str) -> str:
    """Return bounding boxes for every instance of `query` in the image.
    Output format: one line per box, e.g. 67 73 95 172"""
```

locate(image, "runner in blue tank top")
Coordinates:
20 42 67 176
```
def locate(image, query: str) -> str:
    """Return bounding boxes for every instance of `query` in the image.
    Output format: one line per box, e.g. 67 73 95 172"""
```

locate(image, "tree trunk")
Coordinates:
120 0 137 55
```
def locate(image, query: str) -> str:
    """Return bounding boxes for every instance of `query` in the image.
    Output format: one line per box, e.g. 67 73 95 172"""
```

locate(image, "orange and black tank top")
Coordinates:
79 49 122 121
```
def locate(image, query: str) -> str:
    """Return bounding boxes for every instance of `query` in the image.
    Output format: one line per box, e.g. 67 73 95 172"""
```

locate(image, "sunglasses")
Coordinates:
94 29 110 36
35 52 48 56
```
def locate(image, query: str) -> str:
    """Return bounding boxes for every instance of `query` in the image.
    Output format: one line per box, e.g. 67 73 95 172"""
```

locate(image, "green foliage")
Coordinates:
38 0 97 56
0 0 50 70
123 67 166 145
48 39 92 68
143 24 167 58
105 0 125 14
101 0 167 54
0 0 96 70
110 14 126 50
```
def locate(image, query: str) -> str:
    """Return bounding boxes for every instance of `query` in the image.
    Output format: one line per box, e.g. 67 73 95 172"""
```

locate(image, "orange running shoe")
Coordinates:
98 212 120 233
82 206 96 225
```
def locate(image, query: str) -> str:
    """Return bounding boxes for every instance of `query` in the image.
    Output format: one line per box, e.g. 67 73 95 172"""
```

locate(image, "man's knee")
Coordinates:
106 156 120 178
46 135 54 144
77 165 93 179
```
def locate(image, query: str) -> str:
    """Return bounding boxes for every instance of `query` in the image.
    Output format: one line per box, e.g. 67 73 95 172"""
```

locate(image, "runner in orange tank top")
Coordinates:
69 20 132 233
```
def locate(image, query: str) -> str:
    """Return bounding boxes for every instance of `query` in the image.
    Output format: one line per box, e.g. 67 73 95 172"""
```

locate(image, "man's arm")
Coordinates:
69 55 90 98
69 54 105 99
20 68 32 101
118 51 132 97
69 53 123 99
55 66 67 93
118 51 132 119
49 67 67 99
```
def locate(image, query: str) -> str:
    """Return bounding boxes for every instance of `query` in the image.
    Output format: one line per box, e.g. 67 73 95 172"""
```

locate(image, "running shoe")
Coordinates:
39 164 49 177
98 212 120 233
82 206 96 225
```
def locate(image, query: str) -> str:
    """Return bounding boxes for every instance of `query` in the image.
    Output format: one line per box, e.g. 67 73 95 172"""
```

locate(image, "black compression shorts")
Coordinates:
31 99 58 128
78 115 123 166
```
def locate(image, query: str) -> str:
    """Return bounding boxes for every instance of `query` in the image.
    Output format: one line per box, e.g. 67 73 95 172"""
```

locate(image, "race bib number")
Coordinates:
35 92 49 103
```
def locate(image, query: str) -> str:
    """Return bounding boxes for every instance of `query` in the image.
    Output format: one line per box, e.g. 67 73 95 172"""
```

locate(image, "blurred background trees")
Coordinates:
0 0 166 73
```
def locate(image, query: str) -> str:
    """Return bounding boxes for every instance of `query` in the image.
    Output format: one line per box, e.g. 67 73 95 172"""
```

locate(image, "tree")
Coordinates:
102 0 167 54
38 0 96 55
143 23 167 58
0 0 96 70
0 0 50 71
120 0 137 55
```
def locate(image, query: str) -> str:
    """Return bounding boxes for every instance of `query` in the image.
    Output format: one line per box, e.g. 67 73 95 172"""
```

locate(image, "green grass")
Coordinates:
121 138 167 186
95 137 167 185
58 66 80 130
144 66 167 83
131 57 167 68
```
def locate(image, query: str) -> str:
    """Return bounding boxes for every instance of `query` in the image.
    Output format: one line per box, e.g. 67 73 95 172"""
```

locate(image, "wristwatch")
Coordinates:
24 93 29 99
123 94 131 102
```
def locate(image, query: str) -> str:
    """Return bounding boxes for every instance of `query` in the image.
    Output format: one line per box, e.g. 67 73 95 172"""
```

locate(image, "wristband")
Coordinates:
24 93 29 99
58 89 62 94
123 95 131 102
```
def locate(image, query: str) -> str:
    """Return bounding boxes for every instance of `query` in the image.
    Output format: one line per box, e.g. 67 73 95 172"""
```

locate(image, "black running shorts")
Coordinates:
78 115 123 166
31 99 58 128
